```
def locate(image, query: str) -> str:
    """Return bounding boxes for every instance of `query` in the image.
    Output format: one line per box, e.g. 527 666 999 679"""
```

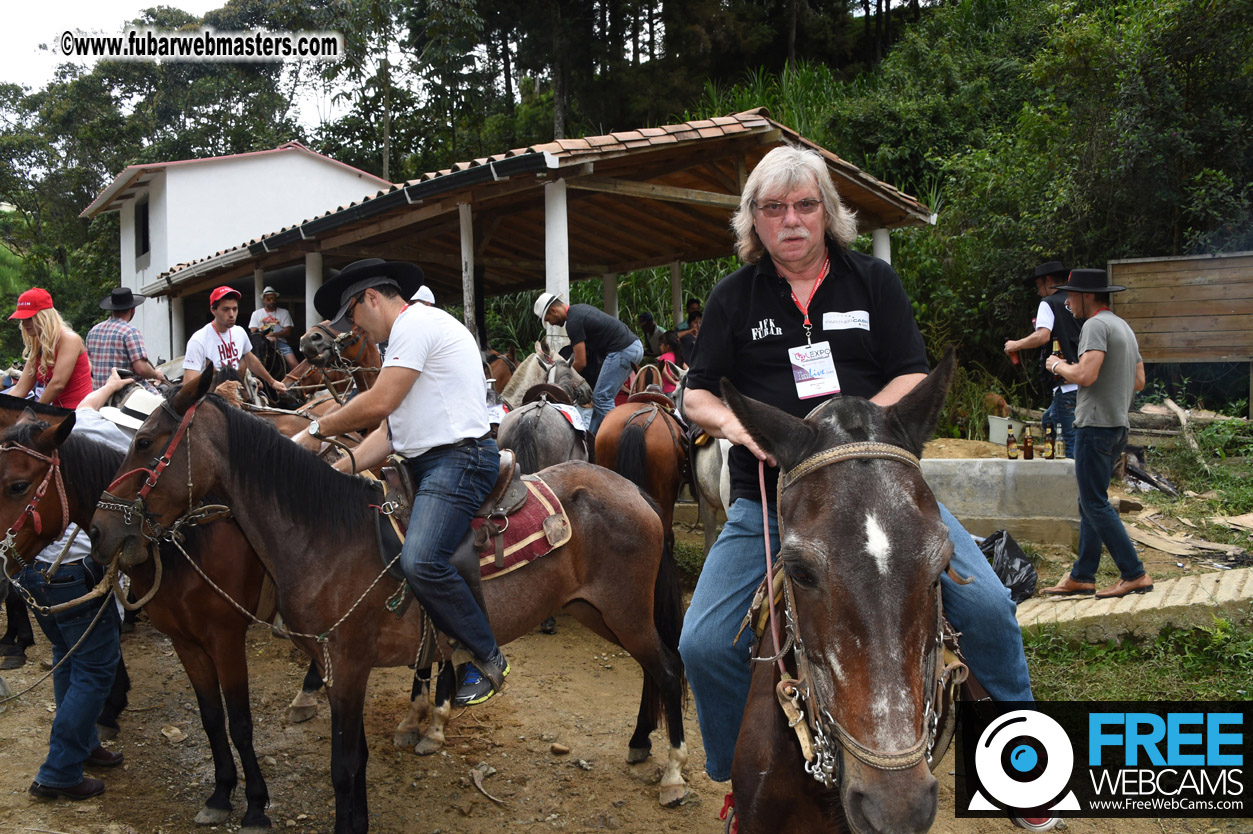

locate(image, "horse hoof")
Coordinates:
393 730 421 748
658 785 690 808
194 806 232 825
96 723 119 741
539 616 557 635
414 737 443 756
238 825 273 834
288 704 317 724
626 746 651 764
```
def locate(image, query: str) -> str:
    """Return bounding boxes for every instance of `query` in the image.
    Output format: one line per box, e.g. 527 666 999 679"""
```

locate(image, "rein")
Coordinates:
760 440 948 789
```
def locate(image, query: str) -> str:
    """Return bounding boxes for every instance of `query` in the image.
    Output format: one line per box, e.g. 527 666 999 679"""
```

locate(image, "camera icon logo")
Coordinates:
968 710 1080 813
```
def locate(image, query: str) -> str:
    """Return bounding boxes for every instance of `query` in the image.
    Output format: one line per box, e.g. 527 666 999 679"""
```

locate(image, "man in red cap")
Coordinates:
182 286 286 393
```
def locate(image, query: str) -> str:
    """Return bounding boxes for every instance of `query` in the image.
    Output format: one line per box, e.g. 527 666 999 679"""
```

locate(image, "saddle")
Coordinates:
521 383 572 405
625 391 675 411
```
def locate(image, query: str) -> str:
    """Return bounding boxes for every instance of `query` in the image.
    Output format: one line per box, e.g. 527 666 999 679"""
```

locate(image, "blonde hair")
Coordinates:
21 307 69 378
731 145 859 264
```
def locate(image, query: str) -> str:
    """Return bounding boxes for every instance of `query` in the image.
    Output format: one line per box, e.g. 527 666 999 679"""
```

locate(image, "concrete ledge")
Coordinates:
1017 568 1253 643
922 457 1079 547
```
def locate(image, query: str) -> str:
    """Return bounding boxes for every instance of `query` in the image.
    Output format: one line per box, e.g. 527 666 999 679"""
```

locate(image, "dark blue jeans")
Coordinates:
402 438 501 662
19 561 120 788
1042 388 1076 459
1070 426 1146 583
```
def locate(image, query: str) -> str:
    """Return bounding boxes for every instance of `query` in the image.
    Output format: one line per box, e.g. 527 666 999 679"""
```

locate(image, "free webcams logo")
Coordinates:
967 709 1080 814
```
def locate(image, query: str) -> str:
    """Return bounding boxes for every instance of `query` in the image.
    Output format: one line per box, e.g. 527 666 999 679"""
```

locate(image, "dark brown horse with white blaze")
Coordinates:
0 408 274 832
722 350 964 834
88 371 688 834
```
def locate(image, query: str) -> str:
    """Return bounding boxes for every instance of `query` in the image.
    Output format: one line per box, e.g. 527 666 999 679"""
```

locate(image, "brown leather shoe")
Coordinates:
1095 574 1154 598
1039 576 1095 596
87 746 124 768
29 777 106 801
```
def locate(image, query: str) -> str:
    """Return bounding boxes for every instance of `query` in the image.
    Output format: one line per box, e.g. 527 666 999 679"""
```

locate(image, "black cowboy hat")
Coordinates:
99 287 146 311
1031 261 1067 281
314 258 424 328
1052 268 1127 294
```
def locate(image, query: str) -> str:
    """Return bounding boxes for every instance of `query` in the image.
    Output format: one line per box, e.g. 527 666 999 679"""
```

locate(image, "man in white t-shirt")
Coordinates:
292 259 507 707
247 286 298 371
183 287 286 394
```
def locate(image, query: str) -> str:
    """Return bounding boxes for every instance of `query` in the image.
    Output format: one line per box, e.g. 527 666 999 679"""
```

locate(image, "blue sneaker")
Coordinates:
454 649 509 707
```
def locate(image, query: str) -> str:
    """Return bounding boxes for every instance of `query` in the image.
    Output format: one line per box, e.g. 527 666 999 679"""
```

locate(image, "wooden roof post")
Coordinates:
304 252 323 331
670 261 683 330
602 273 619 319
544 178 571 351
459 202 479 346
872 228 891 265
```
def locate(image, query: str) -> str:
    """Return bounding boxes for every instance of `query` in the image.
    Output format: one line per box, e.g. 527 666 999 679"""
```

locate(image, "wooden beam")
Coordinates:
566 175 739 208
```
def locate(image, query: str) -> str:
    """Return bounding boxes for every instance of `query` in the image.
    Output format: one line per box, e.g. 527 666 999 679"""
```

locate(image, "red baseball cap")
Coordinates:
9 288 54 320
209 286 241 306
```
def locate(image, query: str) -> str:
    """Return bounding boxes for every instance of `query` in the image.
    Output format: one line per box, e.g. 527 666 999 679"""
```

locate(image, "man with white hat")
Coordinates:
85 288 168 390
534 293 642 434
247 286 298 371
412 286 436 307
292 259 509 707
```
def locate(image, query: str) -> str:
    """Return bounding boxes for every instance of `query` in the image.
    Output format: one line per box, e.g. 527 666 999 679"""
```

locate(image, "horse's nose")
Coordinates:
302 330 326 360
845 772 937 834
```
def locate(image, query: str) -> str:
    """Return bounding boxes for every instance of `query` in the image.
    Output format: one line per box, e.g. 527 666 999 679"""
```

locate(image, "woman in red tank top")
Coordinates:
7 288 93 409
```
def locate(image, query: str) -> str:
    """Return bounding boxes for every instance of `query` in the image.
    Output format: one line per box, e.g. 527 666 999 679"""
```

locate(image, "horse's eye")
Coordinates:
135 437 153 451
8 481 30 496
786 561 818 590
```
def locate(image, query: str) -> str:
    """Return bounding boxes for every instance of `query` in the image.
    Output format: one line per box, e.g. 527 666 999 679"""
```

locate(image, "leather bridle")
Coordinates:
761 441 965 788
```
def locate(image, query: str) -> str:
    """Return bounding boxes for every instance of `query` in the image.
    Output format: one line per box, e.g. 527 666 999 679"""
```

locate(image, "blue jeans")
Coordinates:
402 438 501 662
589 340 643 434
1042 389 1076 459
679 498 1032 782
1069 426 1146 583
19 561 120 788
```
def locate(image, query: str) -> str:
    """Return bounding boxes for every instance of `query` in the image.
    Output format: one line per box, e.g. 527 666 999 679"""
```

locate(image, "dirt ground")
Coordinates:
0 439 1246 833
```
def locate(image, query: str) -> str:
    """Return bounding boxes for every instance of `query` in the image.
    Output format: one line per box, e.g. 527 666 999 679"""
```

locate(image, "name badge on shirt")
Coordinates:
823 310 870 331
788 340 841 400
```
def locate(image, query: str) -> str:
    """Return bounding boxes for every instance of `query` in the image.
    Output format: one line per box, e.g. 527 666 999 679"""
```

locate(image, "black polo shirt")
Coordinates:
686 240 929 503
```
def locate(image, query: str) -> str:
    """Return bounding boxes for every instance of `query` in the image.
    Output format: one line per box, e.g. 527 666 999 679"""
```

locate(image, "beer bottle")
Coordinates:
1054 430 1066 460
1043 423 1055 459
1023 426 1035 460
1051 339 1063 381
1006 428 1018 460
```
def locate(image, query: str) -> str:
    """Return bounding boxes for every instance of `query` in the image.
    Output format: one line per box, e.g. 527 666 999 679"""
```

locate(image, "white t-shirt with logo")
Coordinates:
248 307 294 332
383 305 490 458
184 322 252 372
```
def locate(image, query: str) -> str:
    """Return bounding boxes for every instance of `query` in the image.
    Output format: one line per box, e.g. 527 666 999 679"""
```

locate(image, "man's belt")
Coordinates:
420 432 492 457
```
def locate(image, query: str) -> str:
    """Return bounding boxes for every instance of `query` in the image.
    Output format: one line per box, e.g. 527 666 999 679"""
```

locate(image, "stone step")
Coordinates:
1016 567 1253 643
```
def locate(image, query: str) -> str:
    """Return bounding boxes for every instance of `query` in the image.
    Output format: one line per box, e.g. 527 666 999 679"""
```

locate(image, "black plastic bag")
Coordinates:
978 530 1038 603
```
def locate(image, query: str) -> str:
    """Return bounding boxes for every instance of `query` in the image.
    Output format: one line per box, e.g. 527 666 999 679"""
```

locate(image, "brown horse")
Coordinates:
0 408 275 832
88 372 689 833
483 347 516 393
720 351 964 834
595 398 688 544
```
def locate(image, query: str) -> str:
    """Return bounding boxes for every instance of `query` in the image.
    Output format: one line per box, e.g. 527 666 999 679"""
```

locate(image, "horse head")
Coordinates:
722 348 957 834
300 320 365 367
89 363 220 571
547 358 593 406
0 409 76 576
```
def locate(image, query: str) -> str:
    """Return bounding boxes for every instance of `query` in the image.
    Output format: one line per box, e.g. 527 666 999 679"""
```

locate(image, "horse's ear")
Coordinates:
507 346 517 362
721 379 818 471
16 407 42 426
173 361 214 413
885 346 956 457
33 411 75 453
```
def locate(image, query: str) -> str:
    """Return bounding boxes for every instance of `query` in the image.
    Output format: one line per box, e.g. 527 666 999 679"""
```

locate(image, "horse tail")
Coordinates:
643 524 688 729
508 410 543 474
615 422 650 491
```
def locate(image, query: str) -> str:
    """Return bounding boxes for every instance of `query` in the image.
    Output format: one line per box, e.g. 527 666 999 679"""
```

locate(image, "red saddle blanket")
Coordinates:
471 474 571 579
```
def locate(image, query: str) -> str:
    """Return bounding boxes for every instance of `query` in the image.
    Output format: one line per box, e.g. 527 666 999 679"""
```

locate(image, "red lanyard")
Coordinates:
214 326 235 365
789 255 830 344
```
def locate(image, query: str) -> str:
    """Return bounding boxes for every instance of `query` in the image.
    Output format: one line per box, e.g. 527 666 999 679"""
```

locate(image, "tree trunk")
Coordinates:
787 0 798 69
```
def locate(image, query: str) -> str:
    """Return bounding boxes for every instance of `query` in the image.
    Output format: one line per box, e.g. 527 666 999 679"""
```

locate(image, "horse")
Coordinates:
692 436 732 555
0 407 275 832
88 372 689 833
499 343 592 410
483 347 516 393
595 396 688 546
720 350 965 834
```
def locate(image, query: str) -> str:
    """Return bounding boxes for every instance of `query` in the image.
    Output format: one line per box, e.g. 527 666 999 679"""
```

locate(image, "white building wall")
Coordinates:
122 173 175 362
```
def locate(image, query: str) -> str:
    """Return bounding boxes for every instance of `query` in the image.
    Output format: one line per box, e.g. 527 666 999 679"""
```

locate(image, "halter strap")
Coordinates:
105 396 202 499
779 441 920 494
0 443 68 540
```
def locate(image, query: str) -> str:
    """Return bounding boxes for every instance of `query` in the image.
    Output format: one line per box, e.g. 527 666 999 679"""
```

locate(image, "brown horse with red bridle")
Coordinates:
88 370 689 834
720 350 966 834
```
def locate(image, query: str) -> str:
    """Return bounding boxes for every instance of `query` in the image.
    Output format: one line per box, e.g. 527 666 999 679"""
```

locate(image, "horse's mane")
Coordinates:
206 393 375 534
1 422 124 518
0 394 73 420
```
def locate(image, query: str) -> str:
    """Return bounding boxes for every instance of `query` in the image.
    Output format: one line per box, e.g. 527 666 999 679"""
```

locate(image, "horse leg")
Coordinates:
392 666 431 748
327 670 371 834
97 649 130 740
214 634 273 833
413 663 455 756
170 641 240 826
288 659 323 723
